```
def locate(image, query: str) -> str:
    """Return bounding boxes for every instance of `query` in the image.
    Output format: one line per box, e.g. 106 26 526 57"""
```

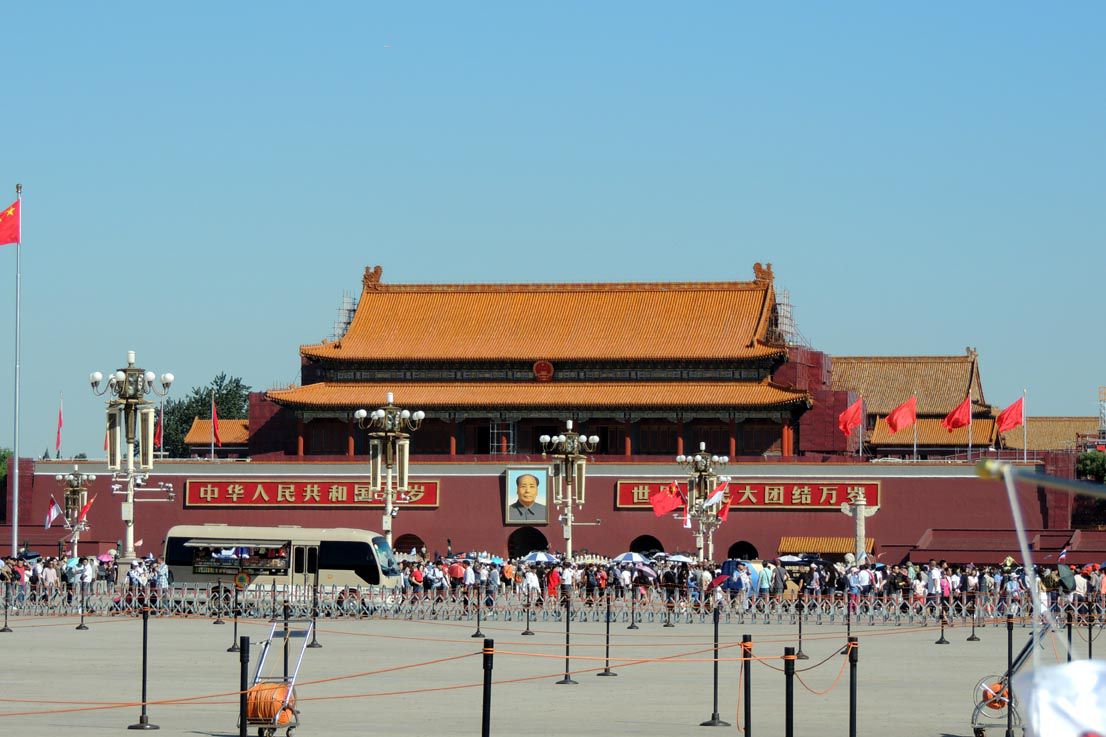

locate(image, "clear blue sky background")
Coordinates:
2 3 1103 457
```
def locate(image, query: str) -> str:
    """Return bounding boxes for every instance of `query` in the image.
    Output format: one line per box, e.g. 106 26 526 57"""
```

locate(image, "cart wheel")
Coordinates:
286 729 295 737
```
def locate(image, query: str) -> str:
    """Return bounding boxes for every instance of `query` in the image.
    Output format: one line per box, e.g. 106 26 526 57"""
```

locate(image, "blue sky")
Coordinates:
2 3 1103 456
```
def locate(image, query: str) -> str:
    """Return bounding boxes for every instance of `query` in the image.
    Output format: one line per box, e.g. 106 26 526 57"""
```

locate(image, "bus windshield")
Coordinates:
372 536 400 577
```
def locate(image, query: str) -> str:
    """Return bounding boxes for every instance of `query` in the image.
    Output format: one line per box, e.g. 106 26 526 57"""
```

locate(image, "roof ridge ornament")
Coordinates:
753 262 774 284
363 265 383 291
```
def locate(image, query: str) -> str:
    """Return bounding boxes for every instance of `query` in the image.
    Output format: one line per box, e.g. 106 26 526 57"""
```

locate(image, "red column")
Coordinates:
624 420 632 456
781 422 794 457
296 419 305 457
347 418 355 457
728 419 737 458
449 421 458 456
676 421 684 456
500 432 508 454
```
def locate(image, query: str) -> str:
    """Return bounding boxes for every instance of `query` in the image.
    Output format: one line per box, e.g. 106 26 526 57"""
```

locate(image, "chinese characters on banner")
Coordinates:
615 481 879 510
184 479 440 508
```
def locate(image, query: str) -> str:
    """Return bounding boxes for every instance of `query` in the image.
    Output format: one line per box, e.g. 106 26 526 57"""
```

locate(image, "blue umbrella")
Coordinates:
522 551 559 564
612 552 647 564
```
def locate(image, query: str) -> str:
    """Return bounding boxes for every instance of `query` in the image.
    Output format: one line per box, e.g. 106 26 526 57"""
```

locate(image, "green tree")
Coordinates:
162 373 251 458
0 446 10 497
1077 451 1106 483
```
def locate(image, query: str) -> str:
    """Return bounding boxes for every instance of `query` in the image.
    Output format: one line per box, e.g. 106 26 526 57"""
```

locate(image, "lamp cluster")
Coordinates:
90 351 173 399
355 392 423 545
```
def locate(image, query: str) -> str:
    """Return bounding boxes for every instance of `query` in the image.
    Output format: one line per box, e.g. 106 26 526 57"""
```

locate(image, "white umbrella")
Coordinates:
521 551 559 564
612 552 647 564
666 554 695 564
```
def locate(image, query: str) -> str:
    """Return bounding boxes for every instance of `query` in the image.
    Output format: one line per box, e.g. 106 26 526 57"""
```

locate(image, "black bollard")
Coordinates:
628 585 639 630
522 585 534 636
128 607 159 730
1005 615 1014 737
0 582 10 632
481 638 494 737
283 601 291 681
742 634 752 735
307 582 322 648
556 594 577 684
783 646 795 737
238 636 250 737
76 581 89 631
472 590 484 638
597 590 617 676
840 599 852 655
967 596 980 642
213 579 225 625
1089 605 1094 660
1067 609 1073 663
935 614 950 645
699 605 730 726
227 586 240 653
848 636 858 737
663 585 676 627
795 600 808 660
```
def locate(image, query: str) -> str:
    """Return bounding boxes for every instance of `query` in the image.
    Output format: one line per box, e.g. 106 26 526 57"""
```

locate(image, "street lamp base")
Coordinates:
596 670 617 677
555 677 578 685
700 716 731 727
75 623 89 631
127 715 159 730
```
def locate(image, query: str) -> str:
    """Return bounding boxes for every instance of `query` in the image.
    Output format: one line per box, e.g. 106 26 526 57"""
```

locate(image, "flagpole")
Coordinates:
912 391 917 462
1023 388 1028 464
967 395 973 463
10 183 22 556
210 389 215 462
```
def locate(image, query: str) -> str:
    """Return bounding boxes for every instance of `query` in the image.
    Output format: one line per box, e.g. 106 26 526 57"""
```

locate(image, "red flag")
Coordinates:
717 495 732 523
996 397 1024 434
212 395 222 447
154 403 164 450
837 398 863 437
76 494 96 524
942 396 972 432
104 428 109 451
649 483 683 517
0 199 19 246
886 396 917 435
55 398 63 455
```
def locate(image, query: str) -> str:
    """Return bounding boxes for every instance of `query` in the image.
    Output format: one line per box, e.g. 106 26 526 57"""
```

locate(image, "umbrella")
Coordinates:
490 556 504 565
708 574 731 591
66 558 80 568
634 563 658 579
97 553 114 562
1057 565 1076 592
522 551 558 564
778 555 804 563
667 554 695 564
612 552 647 564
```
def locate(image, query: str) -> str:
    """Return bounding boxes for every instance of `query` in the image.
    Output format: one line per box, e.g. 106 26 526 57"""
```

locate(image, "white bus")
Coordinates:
163 524 401 590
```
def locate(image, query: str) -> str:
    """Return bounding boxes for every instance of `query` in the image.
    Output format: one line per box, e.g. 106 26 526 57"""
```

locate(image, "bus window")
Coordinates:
372 536 399 577
307 547 318 575
293 547 305 574
319 541 380 585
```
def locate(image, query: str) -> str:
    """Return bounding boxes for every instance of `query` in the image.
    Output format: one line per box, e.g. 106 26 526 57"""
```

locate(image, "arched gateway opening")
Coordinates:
393 534 426 557
629 535 664 556
727 540 759 560
508 527 549 559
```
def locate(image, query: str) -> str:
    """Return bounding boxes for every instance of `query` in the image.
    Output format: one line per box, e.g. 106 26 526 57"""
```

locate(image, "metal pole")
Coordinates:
283 601 290 681
384 463 393 547
522 583 534 636
0 582 10 632
967 593 980 641
481 638 494 737
227 586 239 652
783 646 795 737
597 589 616 676
935 611 950 645
1005 615 1014 737
796 599 808 659
307 578 322 648
1089 604 1094 660
699 605 729 726
1067 609 1073 663
127 607 158 730
848 636 858 737
213 579 225 625
238 636 249 737
556 592 577 684
472 586 484 638
742 634 752 735
628 583 639 629
11 185 21 557
76 580 89 630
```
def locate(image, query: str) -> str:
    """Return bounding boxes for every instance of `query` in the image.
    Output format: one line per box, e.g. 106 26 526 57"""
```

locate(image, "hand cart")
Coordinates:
243 615 314 737
970 623 1050 737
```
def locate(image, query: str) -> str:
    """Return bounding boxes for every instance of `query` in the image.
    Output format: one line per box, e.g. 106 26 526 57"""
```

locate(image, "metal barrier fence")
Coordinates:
3 581 1103 629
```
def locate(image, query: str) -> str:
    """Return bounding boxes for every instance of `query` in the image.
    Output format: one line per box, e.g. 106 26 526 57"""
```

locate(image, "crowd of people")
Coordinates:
0 553 170 608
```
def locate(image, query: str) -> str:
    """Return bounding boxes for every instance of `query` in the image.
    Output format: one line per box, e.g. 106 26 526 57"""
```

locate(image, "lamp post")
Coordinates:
354 392 424 548
539 421 599 560
55 465 96 557
675 442 730 561
90 350 174 563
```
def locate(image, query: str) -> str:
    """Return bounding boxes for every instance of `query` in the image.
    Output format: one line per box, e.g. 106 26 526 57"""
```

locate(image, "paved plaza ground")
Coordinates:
0 611 1088 736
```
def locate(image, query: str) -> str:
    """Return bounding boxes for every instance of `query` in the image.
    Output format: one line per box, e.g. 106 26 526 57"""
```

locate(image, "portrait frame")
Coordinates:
504 467 549 525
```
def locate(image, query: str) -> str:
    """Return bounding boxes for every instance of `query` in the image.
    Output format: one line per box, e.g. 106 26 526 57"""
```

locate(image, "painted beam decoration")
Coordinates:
616 480 880 510
184 479 440 508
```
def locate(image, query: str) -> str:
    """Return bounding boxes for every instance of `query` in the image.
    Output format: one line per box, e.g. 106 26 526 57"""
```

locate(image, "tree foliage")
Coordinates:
1077 451 1106 484
0 446 10 496
162 373 251 458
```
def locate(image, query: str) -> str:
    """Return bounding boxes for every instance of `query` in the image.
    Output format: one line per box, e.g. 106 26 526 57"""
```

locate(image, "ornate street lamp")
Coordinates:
55 465 95 557
539 420 600 560
675 442 730 561
354 392 425 547
90 350 175 562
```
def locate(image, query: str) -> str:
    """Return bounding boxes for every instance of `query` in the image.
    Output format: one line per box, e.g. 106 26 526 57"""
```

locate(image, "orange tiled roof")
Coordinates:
831 352 985 415
869 417 996 447
266 381 811 410
300 264 786 362
184 418 250 446
1001 417 1099 451
778 536 875 554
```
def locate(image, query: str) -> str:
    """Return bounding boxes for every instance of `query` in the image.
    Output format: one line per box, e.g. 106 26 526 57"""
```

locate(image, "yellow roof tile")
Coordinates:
184 418 249 446
869 417 996 446
831 353 984 415
1001 416 1099 451
778 536 875 554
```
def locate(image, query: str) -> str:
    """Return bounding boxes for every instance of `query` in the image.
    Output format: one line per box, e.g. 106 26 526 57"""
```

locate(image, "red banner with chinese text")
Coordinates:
184 479 440 508
616 481 879 510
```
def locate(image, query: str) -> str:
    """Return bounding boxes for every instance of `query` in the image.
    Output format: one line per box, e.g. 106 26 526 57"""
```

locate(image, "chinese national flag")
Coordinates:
942 396 972 432
996 397 1024 434
717 495 732 523
886 396 917 435
154 404 164 450
76 494 96 524
212 395 222 447
649 483 683 517
837 398 863 437
0 199 19 246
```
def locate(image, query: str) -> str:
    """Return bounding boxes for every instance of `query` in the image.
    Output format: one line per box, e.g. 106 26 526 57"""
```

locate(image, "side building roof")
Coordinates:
300 263 787 363
1000 417 1099 451
184 418 250 446
831 350 985 415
